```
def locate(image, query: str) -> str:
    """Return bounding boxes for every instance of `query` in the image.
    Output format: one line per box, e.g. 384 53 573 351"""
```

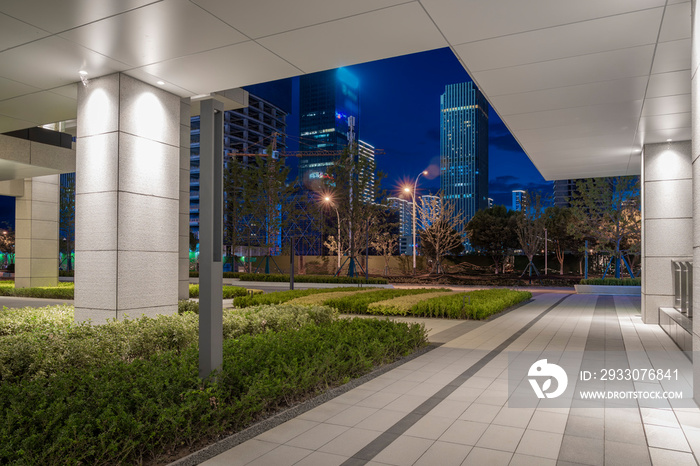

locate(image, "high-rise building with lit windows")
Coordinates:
512 189 526 211
440 82 488 227
299 68 360 188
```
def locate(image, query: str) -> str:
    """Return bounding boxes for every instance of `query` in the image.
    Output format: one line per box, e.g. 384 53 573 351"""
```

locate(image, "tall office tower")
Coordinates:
512 190 526 211
440 81 489 228
190 93 287 254
553 179 577 207
358 139 376 203
388 196 413 255
299 68 360 188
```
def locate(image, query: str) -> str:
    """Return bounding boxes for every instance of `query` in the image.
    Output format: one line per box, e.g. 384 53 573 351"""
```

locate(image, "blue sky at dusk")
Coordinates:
247 47 552 208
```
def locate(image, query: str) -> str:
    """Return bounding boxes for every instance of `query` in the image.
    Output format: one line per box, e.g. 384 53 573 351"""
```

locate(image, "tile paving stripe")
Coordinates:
340 294 572 465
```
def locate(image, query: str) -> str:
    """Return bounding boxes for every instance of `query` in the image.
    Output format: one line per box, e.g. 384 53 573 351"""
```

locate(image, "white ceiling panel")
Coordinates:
192 0 409 40
638 112 690 131
138 41 302 95
646 70 690 97
0 36 128 90
641 94 690 115
489 76 648 116
635 127 692 146
471 45 655 97
0 91 77 127
0 114 39 134
420 0 665 46
659 2 691 42
0 13 49 52
0 76 40 101
123 69 196 97
516 121 638 145
0 0 159 34
48 84 78 100
454 9 662 72
506 100 643 132
651 38 691 74
59 0 249 68
258 3 446 74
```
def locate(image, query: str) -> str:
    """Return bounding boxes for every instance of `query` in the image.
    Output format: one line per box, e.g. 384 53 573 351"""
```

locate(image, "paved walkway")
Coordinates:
197 293 700 466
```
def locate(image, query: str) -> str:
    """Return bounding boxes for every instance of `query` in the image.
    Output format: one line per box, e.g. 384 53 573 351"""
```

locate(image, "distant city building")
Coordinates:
553 179 577 207
190 93 287 258
388 196 413 255
488 197 494 208
440 81 489 229
358 139 376 203
512 190 526 211
299 68 360 189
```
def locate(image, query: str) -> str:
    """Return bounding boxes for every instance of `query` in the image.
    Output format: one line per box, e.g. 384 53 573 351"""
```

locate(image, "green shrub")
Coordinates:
0 281 74 300
580 277 641 286
0 304 337 384
178 299 199 315
405 289 532 320
288 289 381 305
58 270 74 277
367 291 461 315
0 316 426 465
235 273 388 284
189 284 251 299
232 287 365 308
323 288 446 314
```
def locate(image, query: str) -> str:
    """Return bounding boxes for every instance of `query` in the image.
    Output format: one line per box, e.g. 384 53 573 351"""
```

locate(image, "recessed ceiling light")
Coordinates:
667 138 673 142
157 80 165 85
78 70 88 76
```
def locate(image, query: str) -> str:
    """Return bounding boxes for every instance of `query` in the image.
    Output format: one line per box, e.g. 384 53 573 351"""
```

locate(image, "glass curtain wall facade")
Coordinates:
299 68 360 189
440 82 489 227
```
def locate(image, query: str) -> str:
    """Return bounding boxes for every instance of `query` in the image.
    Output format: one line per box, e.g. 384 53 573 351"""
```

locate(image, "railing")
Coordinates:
673 260 693 318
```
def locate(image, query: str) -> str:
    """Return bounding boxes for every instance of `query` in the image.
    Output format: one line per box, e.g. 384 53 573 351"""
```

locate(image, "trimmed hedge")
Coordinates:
0 307 426 465
322 288 447 314
0 281 74 300
188 284 260 299
366 289 532 320
232 287 367 308
288 289 382 305
235 273 388 284
366 291 461 314
579 277 641 286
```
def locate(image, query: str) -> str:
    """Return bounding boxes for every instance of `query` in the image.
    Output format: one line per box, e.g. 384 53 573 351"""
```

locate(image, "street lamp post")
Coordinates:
324 197 341 271
404 170 428 275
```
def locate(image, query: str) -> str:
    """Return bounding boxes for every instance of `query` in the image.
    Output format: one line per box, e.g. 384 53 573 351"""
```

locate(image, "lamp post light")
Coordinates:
324 196 341 271
404 170 428 275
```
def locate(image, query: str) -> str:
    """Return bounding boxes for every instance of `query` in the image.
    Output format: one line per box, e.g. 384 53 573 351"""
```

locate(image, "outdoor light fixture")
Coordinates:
406 170 429 275
78 70 89 87
667 139 673 142
323 196 341 270
157 81 165 85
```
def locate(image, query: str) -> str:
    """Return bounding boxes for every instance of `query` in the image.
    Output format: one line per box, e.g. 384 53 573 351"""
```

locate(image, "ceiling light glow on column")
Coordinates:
78 70 89 87
157 81 165 85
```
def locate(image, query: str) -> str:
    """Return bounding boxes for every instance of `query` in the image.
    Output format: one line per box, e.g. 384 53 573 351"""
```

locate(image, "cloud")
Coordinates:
489 175 553 197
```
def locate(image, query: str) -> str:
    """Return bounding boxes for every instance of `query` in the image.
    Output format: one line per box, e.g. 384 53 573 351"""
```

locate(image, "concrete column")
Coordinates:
14 175 59 288
179 98 191 300
692 0 700 401
641 141 692 324
75 73 180 323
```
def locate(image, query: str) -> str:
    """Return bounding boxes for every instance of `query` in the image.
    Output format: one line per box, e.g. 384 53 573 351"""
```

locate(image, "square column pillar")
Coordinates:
692 0 700 401
179 98 191 300
15 175 59 288
641 141 692 323
75 73 180 323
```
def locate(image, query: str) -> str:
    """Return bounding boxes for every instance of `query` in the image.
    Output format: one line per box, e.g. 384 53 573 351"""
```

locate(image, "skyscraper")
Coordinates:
512 190 526 211
298 68 360 188
387 196 412 255
358 139 376 203
440 82 489 227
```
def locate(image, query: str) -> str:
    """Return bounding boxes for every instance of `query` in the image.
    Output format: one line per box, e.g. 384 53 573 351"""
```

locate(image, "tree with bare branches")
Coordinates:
515 191 545 279
417 193 466 274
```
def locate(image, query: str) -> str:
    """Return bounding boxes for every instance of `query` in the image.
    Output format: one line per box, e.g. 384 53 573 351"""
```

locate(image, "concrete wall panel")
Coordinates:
645 140 693 180
117 193 178 252
119 74 180 146
74 250 117 310
75 133 119 194
77 73 119 139
117 251 178 310
644 179 693 219
117 133 179 200
75 192 117 251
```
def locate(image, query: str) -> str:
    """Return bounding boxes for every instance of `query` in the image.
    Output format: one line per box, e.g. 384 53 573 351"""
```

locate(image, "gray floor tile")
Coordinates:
286 423 349 450
293 451 347 466
247 445 313 466
404 414 455 440
318 427 383 457
372 435 434 465
354 409 407 432
528 411 568 433
509 453 557 466
515 430 563 459
201 439 278 466
475 424 524 452
439 419 490 446
564 415 604 440
648 447 699 466
414 440 472 466
462 447 513 465
604 440 651 466
645 424 692 452
255 419 319 444
459 402 500 424
557 435 604 466
355 391 402 409
325 405 379 427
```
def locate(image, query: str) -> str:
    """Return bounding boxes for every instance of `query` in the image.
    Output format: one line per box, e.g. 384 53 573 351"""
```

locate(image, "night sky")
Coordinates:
247 47 552 208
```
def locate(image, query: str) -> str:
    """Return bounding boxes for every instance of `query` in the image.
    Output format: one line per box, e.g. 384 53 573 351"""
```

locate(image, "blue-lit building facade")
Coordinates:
440 82 489 229
299 68 360 189
189 94 287 262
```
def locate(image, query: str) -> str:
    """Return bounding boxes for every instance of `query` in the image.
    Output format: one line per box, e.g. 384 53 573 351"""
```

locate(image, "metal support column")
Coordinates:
199 98 224 379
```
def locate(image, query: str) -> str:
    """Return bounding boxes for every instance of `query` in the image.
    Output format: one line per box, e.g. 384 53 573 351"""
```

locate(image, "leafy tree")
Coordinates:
568 176 640 278
466 205 518 274
0 227 14 269
417 193 466 274
544 206 577 275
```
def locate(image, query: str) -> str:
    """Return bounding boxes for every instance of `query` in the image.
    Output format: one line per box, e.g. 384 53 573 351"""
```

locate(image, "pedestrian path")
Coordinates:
195 293 700 466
